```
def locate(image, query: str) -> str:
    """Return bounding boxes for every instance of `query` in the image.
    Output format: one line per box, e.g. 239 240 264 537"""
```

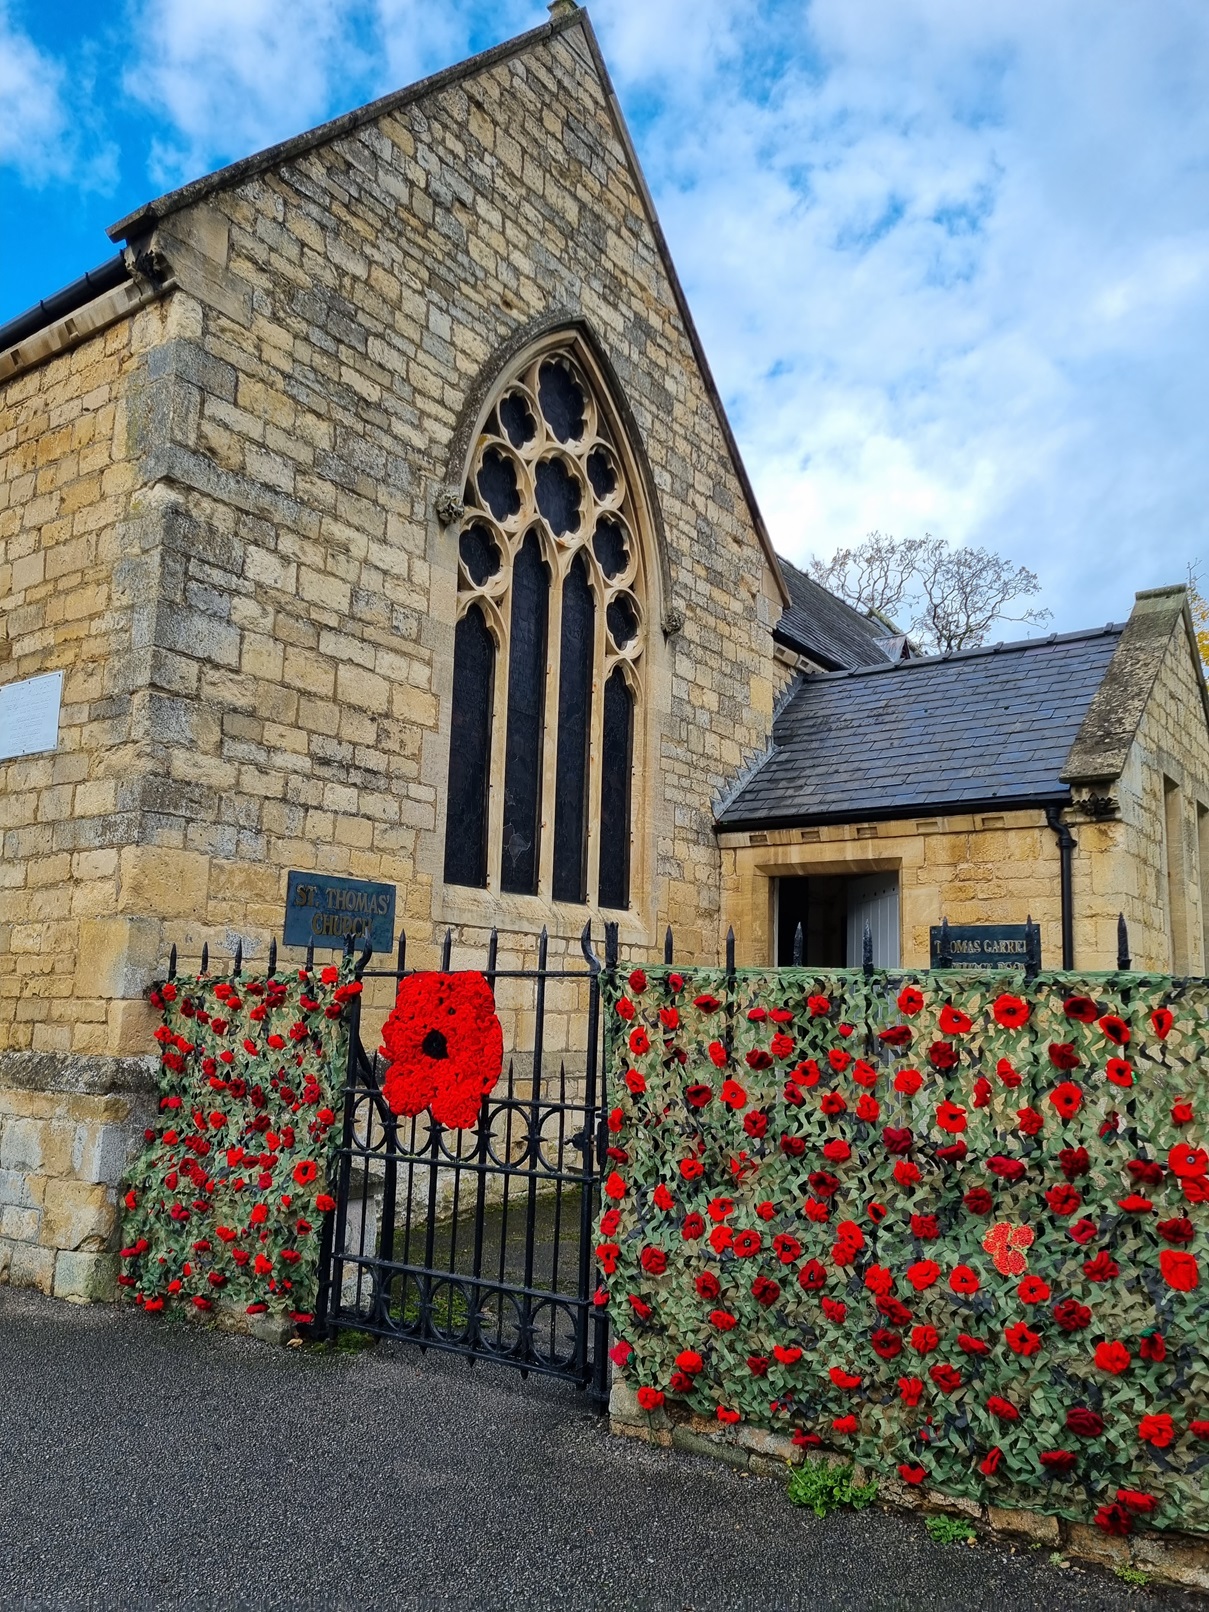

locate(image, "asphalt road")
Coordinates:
0 1287 1199 1612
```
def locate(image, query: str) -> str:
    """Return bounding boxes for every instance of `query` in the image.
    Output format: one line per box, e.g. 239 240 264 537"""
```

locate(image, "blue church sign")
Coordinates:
284 870 396 952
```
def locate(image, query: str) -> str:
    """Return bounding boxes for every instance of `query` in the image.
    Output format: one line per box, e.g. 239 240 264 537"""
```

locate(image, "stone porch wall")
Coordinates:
719 793 1198 976
719 808 1072 970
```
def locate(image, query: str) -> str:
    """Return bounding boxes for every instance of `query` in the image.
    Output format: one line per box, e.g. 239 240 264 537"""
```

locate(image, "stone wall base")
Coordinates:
610 1382 1209 1593
0 1051 157 1302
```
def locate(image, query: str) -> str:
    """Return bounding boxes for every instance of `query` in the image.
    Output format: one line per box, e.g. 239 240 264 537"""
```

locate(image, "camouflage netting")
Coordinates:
600 967 1209 1536
118 963 361 1322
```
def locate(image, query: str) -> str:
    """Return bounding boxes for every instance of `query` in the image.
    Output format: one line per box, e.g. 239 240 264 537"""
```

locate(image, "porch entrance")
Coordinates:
776 872 901 968
316 924 612 1401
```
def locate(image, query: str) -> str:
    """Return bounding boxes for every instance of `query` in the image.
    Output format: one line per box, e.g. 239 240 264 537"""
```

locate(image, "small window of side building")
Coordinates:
443 343 645 911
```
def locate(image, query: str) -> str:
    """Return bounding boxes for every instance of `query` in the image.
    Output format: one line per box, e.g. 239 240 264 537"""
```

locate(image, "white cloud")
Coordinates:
593 0 1209 628
125 0 541 188
368 0 534 97
0 3 74 181
126 0 372 186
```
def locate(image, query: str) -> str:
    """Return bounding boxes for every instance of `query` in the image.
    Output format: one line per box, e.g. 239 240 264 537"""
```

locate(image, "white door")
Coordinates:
846 873 900 968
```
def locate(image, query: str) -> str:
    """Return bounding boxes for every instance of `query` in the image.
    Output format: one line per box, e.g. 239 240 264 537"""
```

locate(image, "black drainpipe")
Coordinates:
1044 806 1077 969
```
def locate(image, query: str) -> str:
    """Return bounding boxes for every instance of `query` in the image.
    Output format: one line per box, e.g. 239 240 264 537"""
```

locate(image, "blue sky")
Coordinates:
3 0 1207 630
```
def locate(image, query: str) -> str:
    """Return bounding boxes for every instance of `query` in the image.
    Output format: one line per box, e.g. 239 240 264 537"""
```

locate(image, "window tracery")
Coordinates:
443 344 644 909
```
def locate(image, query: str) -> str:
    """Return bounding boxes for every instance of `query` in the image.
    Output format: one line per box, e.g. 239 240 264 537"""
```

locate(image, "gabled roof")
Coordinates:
775 556 895 671
717 624 1124 830
102 5 789 609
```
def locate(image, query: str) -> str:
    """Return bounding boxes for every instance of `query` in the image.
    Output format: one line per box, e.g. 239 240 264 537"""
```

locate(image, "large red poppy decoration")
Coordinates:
380 972 504 1129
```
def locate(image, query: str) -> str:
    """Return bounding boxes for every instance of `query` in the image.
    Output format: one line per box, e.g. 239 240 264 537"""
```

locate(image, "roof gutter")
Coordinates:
714 791 1072 836
0 254 130 354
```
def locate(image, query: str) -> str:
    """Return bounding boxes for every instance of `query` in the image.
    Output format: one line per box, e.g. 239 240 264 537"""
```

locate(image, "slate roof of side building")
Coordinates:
716 624 1125 829
774 556 897 670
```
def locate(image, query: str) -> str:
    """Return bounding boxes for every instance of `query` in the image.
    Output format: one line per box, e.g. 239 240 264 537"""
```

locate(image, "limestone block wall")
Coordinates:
0 20 783 1059
1104 622 1209 973
0 1054 155 1300
0 296 187 1061
79 17 780 994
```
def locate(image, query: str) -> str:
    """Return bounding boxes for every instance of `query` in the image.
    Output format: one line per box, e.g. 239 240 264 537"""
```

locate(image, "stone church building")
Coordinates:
1 1 1208 1298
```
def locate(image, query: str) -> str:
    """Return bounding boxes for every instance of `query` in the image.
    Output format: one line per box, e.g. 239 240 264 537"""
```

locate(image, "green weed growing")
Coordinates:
786 1459 878 1519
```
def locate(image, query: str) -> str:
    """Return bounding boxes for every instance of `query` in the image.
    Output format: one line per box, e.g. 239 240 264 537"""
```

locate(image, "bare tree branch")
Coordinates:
807 532 924 624
807 532 1051 654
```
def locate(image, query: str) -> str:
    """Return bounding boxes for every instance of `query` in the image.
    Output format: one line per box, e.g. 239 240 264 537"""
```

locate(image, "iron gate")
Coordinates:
316 922 613 1399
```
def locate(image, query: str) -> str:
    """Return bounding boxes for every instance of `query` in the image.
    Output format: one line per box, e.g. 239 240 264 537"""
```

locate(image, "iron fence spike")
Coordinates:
233 938 242 978
1117 911 1132 972
200 942 208 975
580 920 601 975
664 925 673 965
168 943 177 981
267 937 277 979
305 937 314 972
792 922 804 967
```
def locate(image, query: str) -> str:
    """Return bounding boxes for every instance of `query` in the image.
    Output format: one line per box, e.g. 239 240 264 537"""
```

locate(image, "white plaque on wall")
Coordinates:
0 671 63 761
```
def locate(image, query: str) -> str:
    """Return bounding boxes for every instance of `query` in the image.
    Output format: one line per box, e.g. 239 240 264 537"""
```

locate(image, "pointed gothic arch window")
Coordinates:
444 342 645 909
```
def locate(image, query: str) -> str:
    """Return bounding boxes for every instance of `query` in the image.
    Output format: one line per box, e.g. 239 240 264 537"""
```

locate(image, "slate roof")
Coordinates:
774 557 895 670
717 624 1124 829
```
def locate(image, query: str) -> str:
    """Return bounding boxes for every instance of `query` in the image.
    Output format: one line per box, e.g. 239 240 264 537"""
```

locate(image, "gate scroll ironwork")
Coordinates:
316 922 613 1401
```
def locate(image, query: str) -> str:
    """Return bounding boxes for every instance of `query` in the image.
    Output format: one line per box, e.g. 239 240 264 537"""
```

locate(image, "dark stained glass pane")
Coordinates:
535 457 581 536
498 392 536 448
501 532 549 895
592 516 628 579
586 446 617 501
459 522 500 587
553 554 595 904
538 360 586 443
606 592 639 649
598 668 633 911
443 605 494 889
477 447 520 522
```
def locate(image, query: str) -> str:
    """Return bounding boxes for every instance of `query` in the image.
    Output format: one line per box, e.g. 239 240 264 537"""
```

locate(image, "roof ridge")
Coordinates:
798 622 1122 682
